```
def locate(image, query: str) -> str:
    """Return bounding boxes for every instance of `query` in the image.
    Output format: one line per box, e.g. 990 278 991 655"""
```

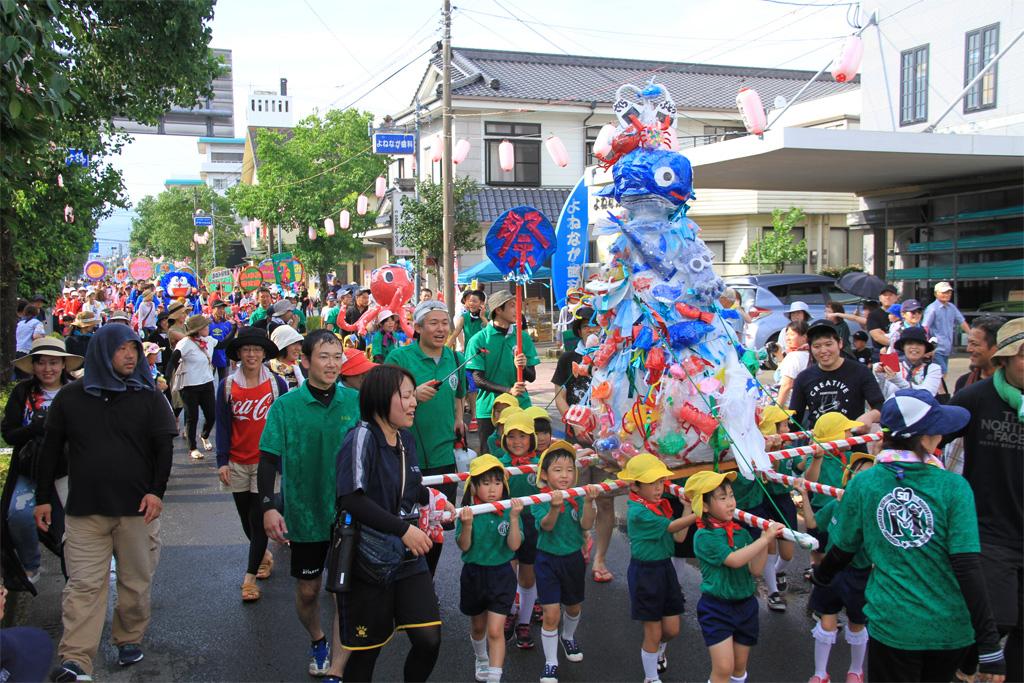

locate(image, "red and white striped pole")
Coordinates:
757 469 843 499
765 432 881 464
441 479 629 521
775 429 814 443
422 455 599 486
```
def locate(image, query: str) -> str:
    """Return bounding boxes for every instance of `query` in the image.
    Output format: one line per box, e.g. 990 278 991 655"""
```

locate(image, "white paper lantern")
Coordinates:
324 218 335 236
452 139 471 165
498 140 515 172
339 210 351 229
375 176 387 198
357 194 368 215
308 226 317 241
594 123 616 158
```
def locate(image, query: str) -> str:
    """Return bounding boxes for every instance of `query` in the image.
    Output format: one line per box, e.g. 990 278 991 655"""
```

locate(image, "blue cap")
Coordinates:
881 389 970 438
887 303 902 316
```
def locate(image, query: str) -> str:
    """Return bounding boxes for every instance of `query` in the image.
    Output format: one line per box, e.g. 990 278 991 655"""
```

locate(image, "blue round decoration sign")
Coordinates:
485 205 556 278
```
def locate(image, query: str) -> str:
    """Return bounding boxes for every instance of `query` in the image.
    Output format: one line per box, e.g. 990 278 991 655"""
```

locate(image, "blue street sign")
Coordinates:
91 241 100 253
66 148 89 167
193 215 213 227
373 133 415 155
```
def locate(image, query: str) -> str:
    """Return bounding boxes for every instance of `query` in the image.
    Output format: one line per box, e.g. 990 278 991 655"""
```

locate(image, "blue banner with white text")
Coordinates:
552 176 590 308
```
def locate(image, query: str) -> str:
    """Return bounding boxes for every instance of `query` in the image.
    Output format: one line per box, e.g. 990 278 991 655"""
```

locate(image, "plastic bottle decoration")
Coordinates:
544 135 569 167
831 34 864 83
452 138 471 165
430 132 443 163
324 218 335 236
736 87 767 135
374 176 387 198
356 194 369 216
308 226 317 241
498 139 515 172
593 123 616 158
339 210 351 230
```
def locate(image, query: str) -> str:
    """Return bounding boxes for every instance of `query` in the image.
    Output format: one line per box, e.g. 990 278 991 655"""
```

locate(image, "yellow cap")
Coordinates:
812 412 863 442
617 453 674 484
843 453 875 486
758 406 795 436
683 470 737 518
492 393 518 412
497 407 524 425
501 412 536 452
468 454 506 478
537 439 576 486
523 406 552 423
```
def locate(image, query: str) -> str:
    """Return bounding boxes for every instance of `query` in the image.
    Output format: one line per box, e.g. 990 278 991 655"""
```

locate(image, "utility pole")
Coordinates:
441 0 455 316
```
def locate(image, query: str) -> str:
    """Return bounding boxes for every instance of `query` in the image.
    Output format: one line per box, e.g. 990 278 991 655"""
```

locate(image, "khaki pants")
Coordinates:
60 515 161 674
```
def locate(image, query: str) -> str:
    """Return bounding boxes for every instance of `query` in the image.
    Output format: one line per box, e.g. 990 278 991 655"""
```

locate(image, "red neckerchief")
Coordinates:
540 486 579 513
509 450 534 467
628 491 672 518
194 336 208 351
695 516 741 548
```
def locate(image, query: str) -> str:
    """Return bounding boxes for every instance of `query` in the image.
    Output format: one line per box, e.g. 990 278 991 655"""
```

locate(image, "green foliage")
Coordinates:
742 207 808 274
396 177 481 280
819 264 864 279
130 186 240 271
228 109 388 293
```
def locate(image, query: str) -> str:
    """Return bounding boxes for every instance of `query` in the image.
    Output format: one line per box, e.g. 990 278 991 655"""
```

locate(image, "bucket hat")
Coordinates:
992 318 1024 358
183 315 210 336
271 324 304 352
894 326 934 353
683 470 737 518
812 412 863 442
341 348 376 376
488 291 514 319
14 337 83 373
881 388 970 438
227 326 278 362
71 311 99 328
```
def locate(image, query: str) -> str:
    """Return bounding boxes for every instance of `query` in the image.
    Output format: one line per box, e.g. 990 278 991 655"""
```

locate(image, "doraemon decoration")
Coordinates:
159 270 202 314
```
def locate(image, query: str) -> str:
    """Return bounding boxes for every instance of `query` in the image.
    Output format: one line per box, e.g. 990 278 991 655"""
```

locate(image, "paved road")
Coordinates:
20 355 972 682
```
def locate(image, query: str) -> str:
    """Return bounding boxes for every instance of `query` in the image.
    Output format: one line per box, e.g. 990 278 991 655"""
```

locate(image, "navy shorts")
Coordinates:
809 565 869 624
514 511 537 565
535 550 585 606
627 558 685 622
740 501 772 540
460 562 518 617
697 594 759 647
466 369 477 393
765 492 798 530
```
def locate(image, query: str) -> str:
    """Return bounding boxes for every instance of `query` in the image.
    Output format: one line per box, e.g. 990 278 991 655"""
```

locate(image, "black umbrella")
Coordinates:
838 271 889 300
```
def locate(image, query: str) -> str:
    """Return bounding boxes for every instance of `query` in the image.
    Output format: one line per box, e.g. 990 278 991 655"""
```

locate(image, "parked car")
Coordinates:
724 274 864 349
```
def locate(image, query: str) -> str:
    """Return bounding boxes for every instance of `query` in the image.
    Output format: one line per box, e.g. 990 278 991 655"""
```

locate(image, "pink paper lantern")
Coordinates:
375 176 387 198
594 123 616 158
339 210 351 230
324 218 335 236
452 138 471 165
308 226 317 241
357 194 368 216
498 140 515 172
832 34 864 83
430 132 443 163
544 135 569 167
736 88 767 135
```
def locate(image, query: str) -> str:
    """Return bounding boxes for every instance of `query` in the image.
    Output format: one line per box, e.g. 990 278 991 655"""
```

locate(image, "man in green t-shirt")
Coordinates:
247 288 274 327
322 292 341 332
258 330 359 680
466 289 539 456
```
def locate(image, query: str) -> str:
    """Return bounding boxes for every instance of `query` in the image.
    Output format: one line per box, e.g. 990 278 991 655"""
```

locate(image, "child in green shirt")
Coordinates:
533 440 598 683
686 471 784 683
805 411 862 566
369 312 405 364
457 455 524 683
620 454 695 683
486 393 518 463
757 404 798 612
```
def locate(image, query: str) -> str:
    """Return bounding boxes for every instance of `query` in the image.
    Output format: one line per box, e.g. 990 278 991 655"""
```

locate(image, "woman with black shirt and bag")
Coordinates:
335 364 455 681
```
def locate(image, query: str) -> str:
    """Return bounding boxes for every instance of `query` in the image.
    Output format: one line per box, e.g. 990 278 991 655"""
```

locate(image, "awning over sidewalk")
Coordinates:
683 127 1024 194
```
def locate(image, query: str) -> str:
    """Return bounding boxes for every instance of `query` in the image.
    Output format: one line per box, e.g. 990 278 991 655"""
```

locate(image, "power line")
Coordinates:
758 0 857 6
336 47 434 112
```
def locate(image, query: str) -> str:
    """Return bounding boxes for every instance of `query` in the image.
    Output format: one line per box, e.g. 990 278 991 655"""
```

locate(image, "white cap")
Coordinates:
787 301 810 315
934 281 953 293
270 324 303 351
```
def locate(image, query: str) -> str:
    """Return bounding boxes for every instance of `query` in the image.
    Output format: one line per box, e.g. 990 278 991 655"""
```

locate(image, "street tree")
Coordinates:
1 0 220 375
130 186 240 274
742 206 808 274
396 177 481 282
228 109 387 295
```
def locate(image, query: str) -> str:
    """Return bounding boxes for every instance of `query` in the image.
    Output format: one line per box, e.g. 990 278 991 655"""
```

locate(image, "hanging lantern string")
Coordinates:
310 177 381 230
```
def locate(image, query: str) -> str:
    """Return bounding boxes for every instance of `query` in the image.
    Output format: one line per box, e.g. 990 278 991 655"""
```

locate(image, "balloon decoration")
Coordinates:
336 264 415 337
544 135 569 167
498 140 515 172
736 87 767 135
582 81 769 479
339 210 351 230
375 176 387 198
356 194 368 216
832 34 864 83
452 138 471 165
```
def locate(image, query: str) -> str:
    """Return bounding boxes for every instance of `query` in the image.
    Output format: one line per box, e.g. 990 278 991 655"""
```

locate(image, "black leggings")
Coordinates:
231 491 268 576
869 638 968 682
180 382 215 450
477 417 495 457
342 625 441 682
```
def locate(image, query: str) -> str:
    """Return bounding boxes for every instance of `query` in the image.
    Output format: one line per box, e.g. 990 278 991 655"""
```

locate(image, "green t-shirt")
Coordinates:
461 311 485 344
534 497 585 556
385 344 466 469
626 499 674 561
501 453 539 499
731 473 764 511
488 431 508 462
833 462 980 651
812 454 848 510
248 306 270 325
258 382 360 542
765 455 804 496
693 526 757 600
457 507 522 566
465 324 540 419
815 498 871 569
324 305 341 329
371 331 403 360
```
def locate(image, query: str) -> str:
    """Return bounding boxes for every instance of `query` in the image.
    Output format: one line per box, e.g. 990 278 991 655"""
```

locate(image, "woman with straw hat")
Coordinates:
1 337 82 585
64 311 99 358
174 314 217 459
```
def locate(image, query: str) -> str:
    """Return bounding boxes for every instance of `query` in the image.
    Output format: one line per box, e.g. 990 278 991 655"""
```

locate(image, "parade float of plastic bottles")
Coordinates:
563 82 770 480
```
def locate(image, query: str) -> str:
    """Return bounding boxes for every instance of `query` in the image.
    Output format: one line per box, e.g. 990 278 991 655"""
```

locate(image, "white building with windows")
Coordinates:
197 137 244 192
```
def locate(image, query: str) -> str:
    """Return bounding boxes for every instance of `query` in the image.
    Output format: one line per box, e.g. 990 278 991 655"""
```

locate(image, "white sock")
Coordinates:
775 555 791 573
657 641 667 658
517 584 537 625
845 626 869 675
811 622 837 678
487 666 503 682
561 610 580 641
541 628 559 666
641 649 660 681
763 554 779 594
471 635 487 661
730 674 747 683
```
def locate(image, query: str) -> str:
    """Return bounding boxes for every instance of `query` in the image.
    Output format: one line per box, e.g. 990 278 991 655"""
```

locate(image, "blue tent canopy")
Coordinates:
457 259 551 284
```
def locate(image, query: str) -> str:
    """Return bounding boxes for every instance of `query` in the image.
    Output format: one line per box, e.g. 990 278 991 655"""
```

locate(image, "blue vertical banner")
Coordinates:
552 176 590 308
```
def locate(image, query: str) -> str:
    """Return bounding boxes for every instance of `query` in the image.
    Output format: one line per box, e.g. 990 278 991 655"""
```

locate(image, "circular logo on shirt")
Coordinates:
527 473 537 487
497 520 510 536
876 486 934 549
448 374 459 392
570 507 579 522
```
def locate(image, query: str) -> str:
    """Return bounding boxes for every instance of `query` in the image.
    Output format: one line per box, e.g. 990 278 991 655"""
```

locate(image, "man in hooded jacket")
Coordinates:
34 324 177 682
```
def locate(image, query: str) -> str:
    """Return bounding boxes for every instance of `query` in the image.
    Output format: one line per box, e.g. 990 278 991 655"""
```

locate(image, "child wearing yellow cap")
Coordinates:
485 394 519 462
800 454 874 683
620 454 696 683
532 441 599 683
523 406 553 453
457 455 525 683
686 471 784 683
805 412 863 566
757 405 799 613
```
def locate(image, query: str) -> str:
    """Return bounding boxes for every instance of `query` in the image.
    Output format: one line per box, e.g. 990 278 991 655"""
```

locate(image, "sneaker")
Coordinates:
767 591 786 612
560 637 582 662
475 656 490 682
845 673 864 683
52 661 92 682
657 653 668 674
308 638 330 676
322 678 343 683
117 643 144 666
540 663 559 683
189 449 203 460
808 676 830 683
469 419 479 433
532 603 543 623
644 679 663 683
777 571 788 592
504 613 516 642
515 623 534 650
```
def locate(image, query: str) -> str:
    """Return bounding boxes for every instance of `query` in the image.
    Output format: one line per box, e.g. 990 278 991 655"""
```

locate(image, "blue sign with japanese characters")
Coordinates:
66 148 89 167
552 177 590 307
372 133 415 155
485 205 556 280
